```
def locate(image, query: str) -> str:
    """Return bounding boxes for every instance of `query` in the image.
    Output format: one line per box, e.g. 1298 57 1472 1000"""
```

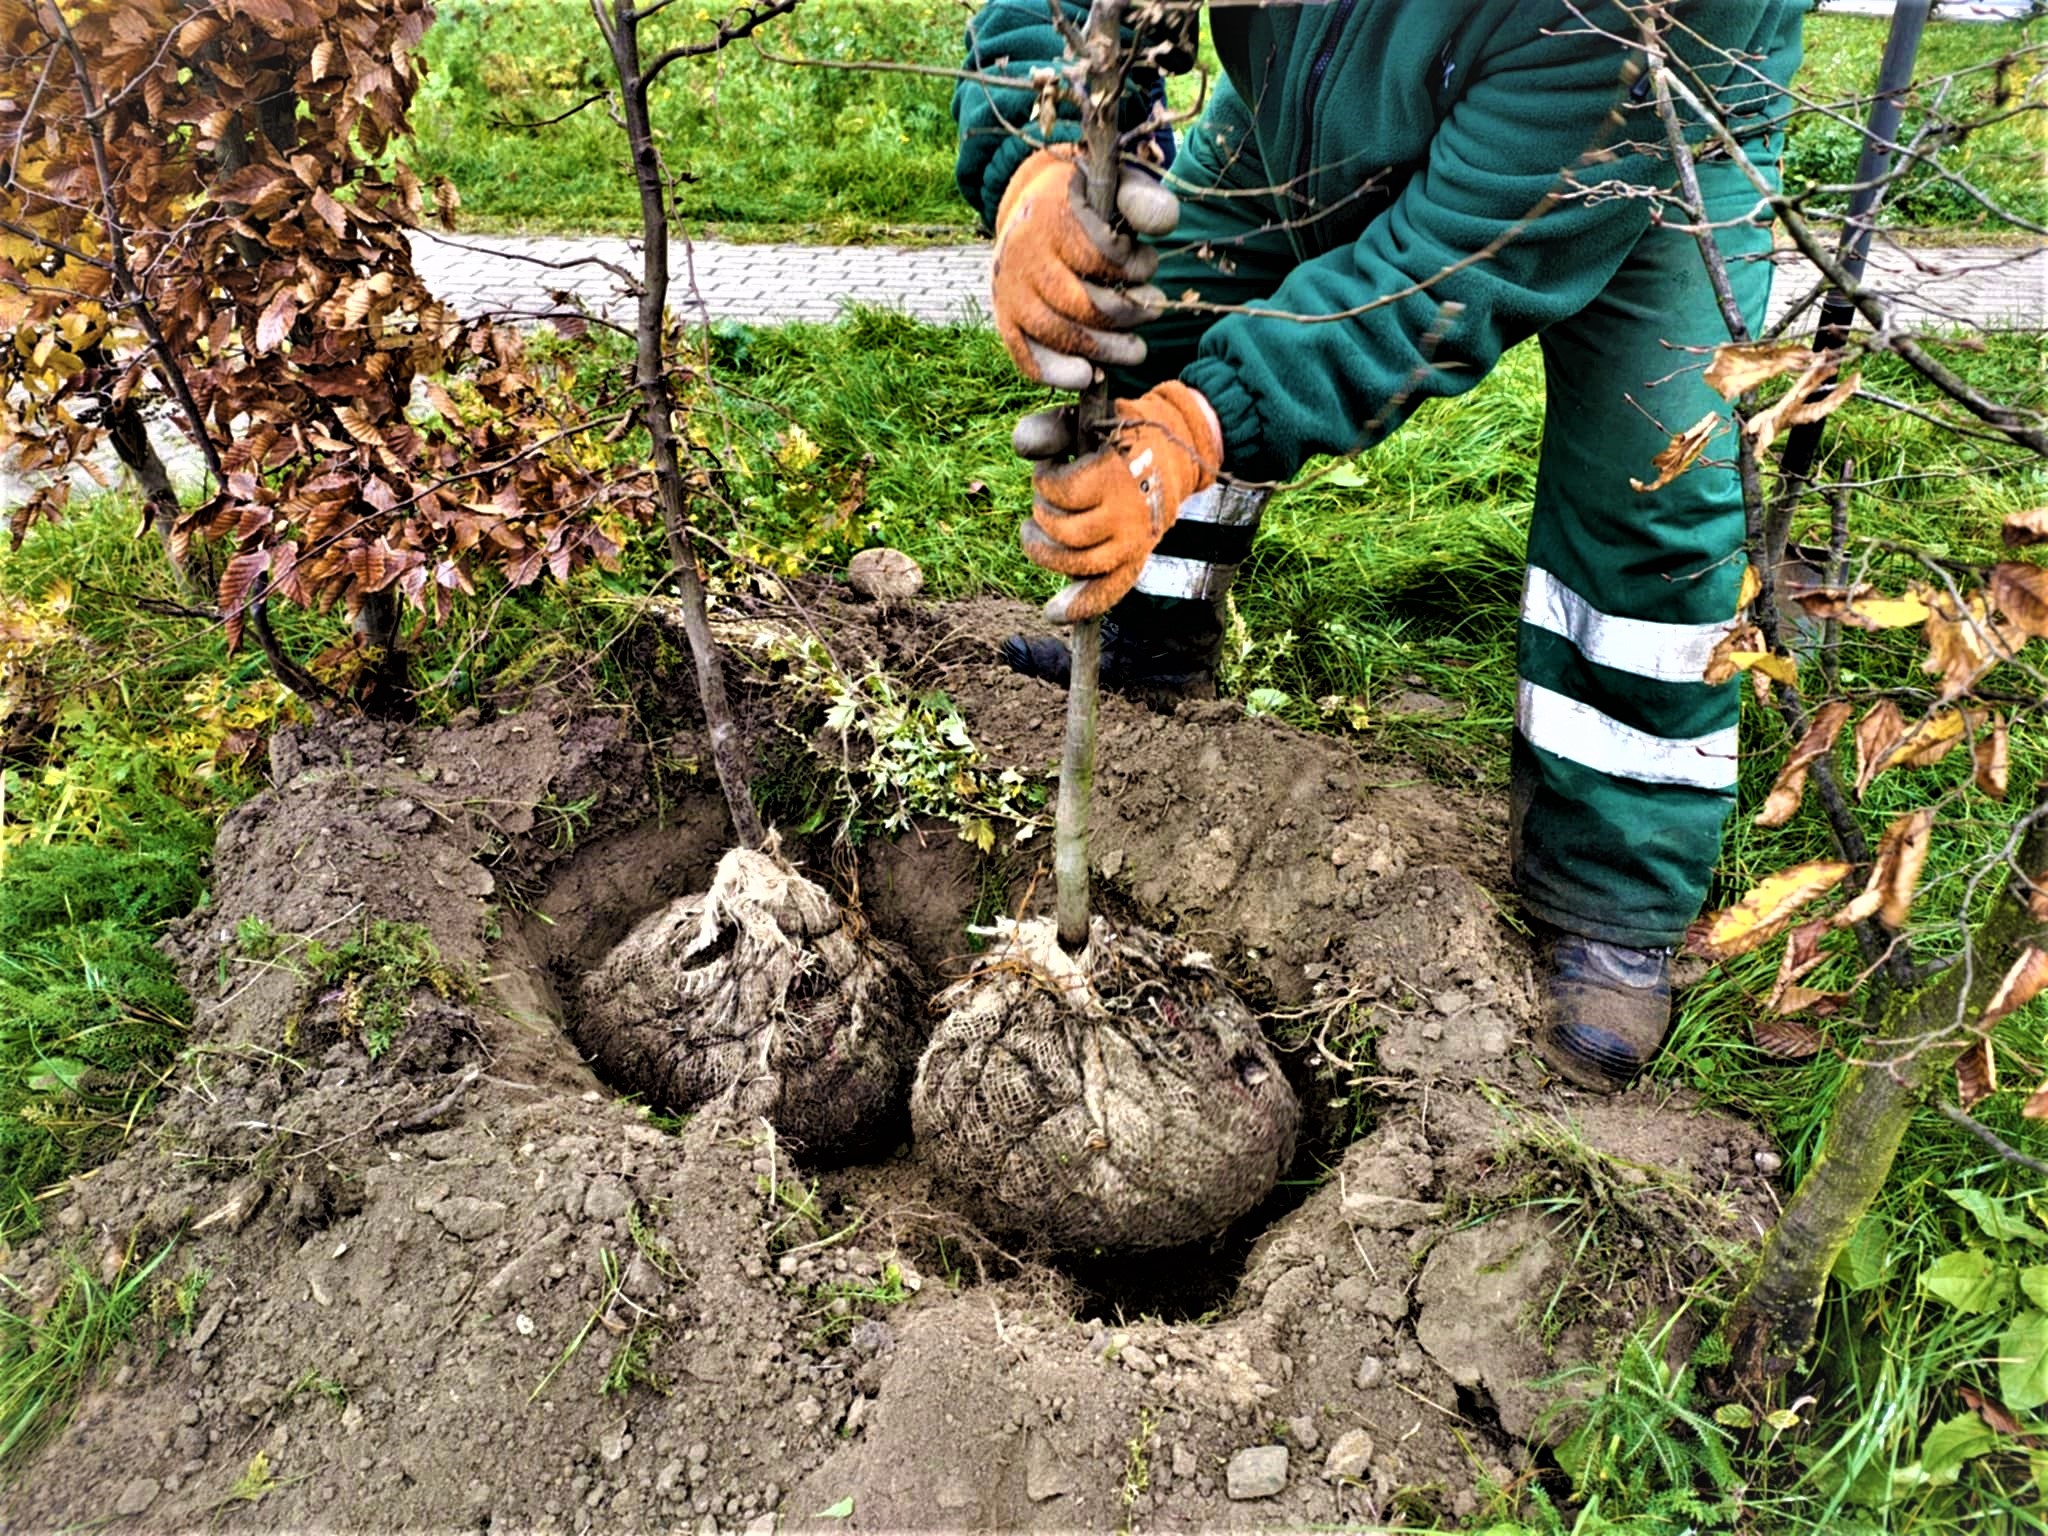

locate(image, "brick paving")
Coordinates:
408 229 2046 335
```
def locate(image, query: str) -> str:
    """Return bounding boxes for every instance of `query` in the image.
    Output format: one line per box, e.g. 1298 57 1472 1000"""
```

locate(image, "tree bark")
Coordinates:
599 0 764 852
1718 793 2048 1394
1052 0 1129 954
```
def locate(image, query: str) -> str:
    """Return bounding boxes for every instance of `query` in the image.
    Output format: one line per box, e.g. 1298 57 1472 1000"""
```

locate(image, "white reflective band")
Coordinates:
1522 566 1731 685
1517 680 1739 791
1177 483 1269 529
1133 554 1239 602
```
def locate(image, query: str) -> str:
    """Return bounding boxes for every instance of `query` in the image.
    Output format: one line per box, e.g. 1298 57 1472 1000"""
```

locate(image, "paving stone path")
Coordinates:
409 229 2046 334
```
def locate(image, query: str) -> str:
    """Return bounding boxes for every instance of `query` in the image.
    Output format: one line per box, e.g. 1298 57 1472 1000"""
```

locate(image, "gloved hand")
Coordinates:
1016 381 1223 623
991 146 1180 392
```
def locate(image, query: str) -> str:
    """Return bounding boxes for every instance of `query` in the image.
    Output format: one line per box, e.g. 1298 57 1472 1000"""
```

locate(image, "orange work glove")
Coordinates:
990 146 1179 392
1019 382 1223 623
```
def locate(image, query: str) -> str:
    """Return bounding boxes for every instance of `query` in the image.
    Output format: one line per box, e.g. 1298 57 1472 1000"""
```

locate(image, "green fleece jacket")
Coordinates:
956 0 1808 483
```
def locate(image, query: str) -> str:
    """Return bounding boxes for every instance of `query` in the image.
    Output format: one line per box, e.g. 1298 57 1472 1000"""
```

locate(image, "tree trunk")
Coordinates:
600 0 764 852
1718 792 2048 1394
1052 0 1130 954
351 588 411 718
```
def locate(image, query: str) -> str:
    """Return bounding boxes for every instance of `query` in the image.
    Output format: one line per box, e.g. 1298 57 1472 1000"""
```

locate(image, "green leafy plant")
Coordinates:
732 620 1046 849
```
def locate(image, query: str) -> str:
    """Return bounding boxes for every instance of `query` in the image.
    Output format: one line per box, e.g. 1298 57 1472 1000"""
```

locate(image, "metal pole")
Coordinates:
1776 0 1933 488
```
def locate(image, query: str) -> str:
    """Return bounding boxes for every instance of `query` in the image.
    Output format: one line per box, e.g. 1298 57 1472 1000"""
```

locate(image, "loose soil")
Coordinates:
1 593 1783 1534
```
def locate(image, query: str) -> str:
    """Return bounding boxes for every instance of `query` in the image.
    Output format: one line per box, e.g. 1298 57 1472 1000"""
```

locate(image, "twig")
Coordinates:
1936 1101 2048 1179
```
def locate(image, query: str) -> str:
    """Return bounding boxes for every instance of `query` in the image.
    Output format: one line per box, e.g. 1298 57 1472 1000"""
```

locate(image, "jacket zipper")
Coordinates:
1292 0 1359 250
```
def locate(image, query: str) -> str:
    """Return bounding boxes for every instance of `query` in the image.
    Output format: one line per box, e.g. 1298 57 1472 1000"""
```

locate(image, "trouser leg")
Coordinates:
1513 139 1782 948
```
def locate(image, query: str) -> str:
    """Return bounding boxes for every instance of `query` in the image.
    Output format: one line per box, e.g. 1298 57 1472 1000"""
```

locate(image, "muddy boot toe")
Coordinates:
1532 927 1674 1093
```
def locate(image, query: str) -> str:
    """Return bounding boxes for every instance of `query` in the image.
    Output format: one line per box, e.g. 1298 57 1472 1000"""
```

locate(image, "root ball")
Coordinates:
912 918 1299 1254
575 847 919 1163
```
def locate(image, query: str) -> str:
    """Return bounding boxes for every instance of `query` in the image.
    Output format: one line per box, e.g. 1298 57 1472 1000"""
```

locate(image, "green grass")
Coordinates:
3 308 2045 1521
410 0 967 241
0 1240 177 1466
1787 10 2047 235
408 4 2043 241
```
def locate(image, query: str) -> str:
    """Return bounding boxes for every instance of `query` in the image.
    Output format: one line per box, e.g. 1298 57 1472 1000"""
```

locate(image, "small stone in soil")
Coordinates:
1286 1415 1319 1452
1323 1430 1374 1482
1355 1354 1385 1390
114 1478 161 1517
1754 1150 1783 1175
1226 1445 1288 1501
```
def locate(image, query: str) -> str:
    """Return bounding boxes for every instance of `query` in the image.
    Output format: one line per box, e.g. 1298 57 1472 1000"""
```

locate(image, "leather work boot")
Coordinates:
1000 590 1224 693
1531 925 1675 1093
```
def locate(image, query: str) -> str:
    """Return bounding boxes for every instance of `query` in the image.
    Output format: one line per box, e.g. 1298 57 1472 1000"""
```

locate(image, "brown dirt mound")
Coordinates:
574 846 921 1164
911 916 1299 1254
0 595 1783 1534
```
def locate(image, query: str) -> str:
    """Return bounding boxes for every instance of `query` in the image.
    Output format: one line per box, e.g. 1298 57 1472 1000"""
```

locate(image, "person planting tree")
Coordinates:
956 0 1808 1094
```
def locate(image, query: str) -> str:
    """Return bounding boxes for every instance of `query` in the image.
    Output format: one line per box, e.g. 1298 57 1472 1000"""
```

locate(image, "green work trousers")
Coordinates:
1129 89 1782 949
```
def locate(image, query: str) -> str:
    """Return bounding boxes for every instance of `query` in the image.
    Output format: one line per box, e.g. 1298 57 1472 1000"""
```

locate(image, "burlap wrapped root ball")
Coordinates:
576 847 919 1163
911 918 1300 1254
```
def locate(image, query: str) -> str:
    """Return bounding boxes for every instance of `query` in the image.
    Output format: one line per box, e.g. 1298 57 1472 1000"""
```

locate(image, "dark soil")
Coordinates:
0 594 1782 1534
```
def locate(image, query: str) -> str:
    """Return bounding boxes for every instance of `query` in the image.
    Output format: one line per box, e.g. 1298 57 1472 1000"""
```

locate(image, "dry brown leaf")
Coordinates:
1972 711 2009 800
1704 625 1797 690
1958 1386 2043 1445
2026 874 2048 924
1983 945 2048 1027
1989 561 2048 640
1773 986 1849 1018
2022 1082 2048 1121
2000 509 2048 549
1922 588 2007 701
1753 1017 1827 1059
1754 700 1853 829
1870 807 1935 931
1684 860 1853 960
1956 1037 1997 1111
1764 916 1836 1015
1705 341 1823 400
1632 412 1722 493
1745 360 1862 450
1834 886 1885 929
1705 623 1760 686
1853 700 1905 798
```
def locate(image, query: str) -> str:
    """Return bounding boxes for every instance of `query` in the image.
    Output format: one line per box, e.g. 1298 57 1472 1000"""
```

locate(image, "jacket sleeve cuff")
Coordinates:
1181 357 1288 485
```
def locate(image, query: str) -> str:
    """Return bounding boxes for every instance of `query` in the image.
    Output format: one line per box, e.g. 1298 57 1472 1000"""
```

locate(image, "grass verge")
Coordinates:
407 3 2042 241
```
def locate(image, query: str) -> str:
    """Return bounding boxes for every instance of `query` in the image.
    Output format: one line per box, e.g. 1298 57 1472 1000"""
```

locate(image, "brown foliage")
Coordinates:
0 0 648 688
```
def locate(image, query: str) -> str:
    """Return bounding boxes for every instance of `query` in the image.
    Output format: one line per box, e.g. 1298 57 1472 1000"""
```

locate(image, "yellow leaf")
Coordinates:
1885 708 1966 771
1737 564 1762 613
1631 412 1721 494
1684 860 1853 961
